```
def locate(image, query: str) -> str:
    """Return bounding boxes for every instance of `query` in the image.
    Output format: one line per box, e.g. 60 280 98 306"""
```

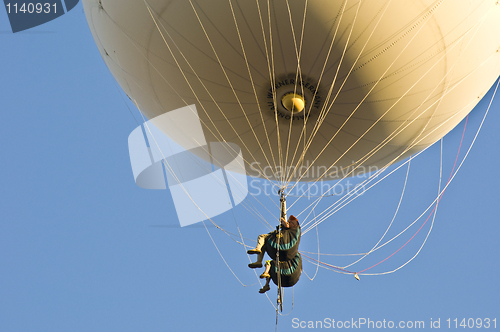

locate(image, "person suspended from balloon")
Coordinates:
247 215 302 293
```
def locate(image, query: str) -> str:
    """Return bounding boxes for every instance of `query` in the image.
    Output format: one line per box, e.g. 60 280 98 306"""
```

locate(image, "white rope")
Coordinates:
304 77 499 276
103 0 500 283
298 42 498 234
226 0 280 177
341 157 412 269
144 0 281 189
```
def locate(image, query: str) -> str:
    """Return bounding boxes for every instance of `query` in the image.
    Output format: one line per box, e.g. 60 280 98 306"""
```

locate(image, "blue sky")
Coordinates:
1 4 499 331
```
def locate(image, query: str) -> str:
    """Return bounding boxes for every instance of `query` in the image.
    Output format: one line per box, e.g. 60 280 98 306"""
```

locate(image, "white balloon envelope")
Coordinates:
83 0 500 182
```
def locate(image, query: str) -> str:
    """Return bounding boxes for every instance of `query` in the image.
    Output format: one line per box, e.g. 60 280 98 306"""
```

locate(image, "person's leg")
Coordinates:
247 233 268 254
259 261 271 279
248 234 268 268
259 261 272 293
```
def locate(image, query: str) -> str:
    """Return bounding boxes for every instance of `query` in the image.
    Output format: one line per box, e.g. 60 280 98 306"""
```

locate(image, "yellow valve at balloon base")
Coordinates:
281 93 305 113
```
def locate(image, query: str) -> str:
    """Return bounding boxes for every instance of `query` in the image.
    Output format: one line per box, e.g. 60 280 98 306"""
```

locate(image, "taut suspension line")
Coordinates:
275 189 287 313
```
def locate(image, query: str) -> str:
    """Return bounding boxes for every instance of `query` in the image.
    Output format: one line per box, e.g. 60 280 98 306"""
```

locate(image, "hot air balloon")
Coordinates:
82 0 500 308
83 0 500 185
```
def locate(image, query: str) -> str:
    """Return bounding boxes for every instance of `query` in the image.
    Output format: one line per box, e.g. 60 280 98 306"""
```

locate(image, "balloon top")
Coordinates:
281 93 305 113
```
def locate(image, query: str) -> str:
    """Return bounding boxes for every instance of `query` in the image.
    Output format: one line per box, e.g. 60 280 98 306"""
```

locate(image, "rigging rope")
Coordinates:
302 75 499 276
102 0 500 292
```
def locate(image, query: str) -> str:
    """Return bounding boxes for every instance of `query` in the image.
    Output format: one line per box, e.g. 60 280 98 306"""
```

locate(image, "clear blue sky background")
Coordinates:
1 4 499 331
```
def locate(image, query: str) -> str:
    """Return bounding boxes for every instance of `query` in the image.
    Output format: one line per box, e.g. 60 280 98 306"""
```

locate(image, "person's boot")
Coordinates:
259 284 270 293
247 248 261 254
248 251 265 268
248 262 263 268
